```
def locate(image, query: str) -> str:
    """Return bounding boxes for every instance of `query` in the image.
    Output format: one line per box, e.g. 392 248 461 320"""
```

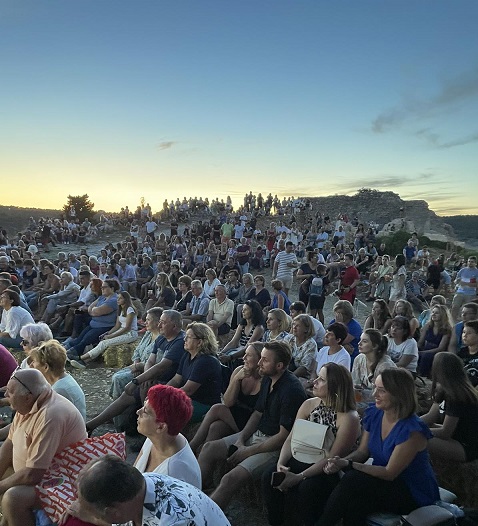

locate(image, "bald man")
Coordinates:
0 368 87 526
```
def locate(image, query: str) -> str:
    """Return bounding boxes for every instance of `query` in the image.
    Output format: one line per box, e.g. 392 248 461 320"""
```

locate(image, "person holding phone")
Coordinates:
262 363 360 526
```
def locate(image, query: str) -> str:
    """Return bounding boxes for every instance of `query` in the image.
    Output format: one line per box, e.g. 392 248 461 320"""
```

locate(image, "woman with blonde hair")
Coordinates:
289 314 317 382
70 290 137 369
167 322 223 423
417 304 453 377
146 272 176 310
262 308 293 344
29 339 86 419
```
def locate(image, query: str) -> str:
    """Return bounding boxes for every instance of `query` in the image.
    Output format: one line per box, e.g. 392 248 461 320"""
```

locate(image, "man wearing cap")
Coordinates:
0 368 87 526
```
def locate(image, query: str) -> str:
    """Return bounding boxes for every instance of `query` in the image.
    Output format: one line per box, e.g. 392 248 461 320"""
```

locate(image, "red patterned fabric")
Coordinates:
36 433 126 525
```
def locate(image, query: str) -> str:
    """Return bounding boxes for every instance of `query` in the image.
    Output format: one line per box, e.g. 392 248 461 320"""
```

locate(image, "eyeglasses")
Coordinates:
21 339 30 346
10 373 32 395
184 335 199 341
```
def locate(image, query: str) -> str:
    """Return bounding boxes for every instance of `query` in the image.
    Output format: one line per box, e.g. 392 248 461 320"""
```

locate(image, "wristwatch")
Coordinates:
131 378 140 386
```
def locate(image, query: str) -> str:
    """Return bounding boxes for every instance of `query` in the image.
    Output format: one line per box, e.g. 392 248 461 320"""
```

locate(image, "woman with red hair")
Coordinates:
134 384 201 488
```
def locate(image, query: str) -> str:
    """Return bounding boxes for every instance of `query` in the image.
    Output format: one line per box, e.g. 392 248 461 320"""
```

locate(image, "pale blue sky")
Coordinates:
1 0 477 214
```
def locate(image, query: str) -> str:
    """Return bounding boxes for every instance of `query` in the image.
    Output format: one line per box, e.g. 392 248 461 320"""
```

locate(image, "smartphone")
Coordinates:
271 471 286 487
227 445 238 458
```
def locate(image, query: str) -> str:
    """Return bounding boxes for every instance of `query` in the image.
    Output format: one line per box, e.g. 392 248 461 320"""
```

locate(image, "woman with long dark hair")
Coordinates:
421 352 478 462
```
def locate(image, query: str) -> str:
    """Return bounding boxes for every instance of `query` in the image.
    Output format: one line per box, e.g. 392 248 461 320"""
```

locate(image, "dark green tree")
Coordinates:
62 194 95 223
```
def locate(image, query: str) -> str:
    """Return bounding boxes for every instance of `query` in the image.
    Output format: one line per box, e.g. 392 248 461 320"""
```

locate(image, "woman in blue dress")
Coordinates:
317 368 439 526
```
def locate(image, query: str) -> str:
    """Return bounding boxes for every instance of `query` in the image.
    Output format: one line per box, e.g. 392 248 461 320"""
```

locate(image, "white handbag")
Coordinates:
290 418 335 464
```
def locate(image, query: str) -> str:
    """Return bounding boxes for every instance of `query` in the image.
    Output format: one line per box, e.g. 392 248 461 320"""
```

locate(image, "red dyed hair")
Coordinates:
146 384 193 436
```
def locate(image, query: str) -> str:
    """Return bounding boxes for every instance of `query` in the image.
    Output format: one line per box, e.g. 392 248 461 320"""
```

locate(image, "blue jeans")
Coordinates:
0 334 22 349
68 325 113 356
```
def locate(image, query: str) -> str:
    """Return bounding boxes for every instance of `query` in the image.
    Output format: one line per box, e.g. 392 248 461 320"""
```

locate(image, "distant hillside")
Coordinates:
442 216 478 247
0 205 60 235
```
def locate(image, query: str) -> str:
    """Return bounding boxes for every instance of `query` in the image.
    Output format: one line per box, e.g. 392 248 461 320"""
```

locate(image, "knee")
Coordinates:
2 485 36 514
220 466 250 488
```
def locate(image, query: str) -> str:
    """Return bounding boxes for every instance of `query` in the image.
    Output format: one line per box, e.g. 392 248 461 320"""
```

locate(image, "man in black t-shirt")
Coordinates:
198 340 307 510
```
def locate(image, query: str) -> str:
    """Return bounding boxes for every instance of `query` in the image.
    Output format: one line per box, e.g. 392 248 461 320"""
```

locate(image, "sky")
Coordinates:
1 0 477 216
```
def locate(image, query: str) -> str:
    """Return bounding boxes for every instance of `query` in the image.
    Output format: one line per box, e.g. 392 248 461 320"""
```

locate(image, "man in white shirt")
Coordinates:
272 241 298 296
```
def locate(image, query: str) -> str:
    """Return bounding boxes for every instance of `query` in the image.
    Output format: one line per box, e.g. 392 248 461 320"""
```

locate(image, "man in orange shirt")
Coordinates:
0 368 87 526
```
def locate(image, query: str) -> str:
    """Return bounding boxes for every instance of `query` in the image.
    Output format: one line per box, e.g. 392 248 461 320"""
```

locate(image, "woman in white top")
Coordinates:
0 290 34 348
134 384 201 489
203 268 221 298
313 322 351 380
352 328 396 407
70 291 138 369
386 315 419 373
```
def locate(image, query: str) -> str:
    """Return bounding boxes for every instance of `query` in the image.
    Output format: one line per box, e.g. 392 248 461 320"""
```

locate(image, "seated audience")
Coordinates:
448 302 478 353
18 322 53 368
330 300 362 363
363 299 392 334
262 308 293 344
206 284 234 336
289 314 318 383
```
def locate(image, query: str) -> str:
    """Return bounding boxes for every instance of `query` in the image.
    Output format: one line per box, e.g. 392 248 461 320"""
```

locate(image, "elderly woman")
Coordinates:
18 322 53 368
262 363 360 526
134 384 201 488
168 322 223 423
0 290 35 348
40 271 80 324
28 339 86 420
318 369 439 525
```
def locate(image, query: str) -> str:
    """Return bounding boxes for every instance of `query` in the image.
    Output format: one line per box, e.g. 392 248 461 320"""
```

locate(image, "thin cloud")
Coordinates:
372 66 478 133
416 128 478 149
157 141 177 151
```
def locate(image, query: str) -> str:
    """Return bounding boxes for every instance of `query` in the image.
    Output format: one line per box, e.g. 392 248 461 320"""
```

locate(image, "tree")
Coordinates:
62 194 95 223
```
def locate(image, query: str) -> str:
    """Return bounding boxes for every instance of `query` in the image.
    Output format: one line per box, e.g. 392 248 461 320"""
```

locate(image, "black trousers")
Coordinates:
262 457 339 526
315 469 418 526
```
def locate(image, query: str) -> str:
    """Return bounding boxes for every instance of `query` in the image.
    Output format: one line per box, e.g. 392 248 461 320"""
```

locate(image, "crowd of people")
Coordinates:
0 195 477 525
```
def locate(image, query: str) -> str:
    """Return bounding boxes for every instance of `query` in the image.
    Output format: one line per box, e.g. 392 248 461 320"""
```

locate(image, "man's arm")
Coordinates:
0 466 46 495
0 438 13 480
